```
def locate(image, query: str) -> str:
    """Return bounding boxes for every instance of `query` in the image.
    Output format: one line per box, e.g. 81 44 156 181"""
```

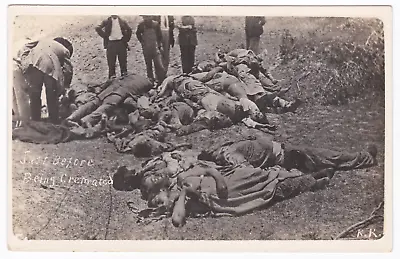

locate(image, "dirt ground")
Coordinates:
11 15 385 240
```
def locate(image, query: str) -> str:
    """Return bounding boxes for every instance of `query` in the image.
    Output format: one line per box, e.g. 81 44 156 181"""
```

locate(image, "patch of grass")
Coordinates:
278 18 385 106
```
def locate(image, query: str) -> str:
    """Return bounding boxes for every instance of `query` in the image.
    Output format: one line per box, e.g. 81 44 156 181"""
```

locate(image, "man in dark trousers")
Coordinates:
177 16 198 74
245 16 266 55
13 37 73 124
95 15 133 79
153 15 175 73
136 15 166 85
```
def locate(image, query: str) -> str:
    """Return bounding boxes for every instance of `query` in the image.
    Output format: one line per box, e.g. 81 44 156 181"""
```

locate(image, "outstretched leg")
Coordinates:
283 144 378 173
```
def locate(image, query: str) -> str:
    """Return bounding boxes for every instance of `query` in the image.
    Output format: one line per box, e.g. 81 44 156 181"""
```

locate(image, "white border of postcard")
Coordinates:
7 4 393 253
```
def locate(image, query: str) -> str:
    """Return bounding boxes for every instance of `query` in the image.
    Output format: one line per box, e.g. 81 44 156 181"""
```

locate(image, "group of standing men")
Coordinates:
95 15 266 83
96 15 198 85
12 15 269 125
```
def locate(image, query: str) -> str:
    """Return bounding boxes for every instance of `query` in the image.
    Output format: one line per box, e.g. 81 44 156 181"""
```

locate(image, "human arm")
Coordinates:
177 167 228 199
157 76 174 97
171 187 187 227
175 120 208 136
197 67 224 83
123 20 133 43
135 23 144 44
259 66 279 85
241 117 277 132
62 58 73 90
95 19 108 38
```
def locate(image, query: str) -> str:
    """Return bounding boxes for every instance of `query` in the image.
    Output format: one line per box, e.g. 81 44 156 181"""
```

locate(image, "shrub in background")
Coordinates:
278 18 385 106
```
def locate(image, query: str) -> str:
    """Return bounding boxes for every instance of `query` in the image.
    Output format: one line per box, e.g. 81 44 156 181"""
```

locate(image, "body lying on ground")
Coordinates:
192 49 302 113
197 136 378 178
157 100 236 136
157 74 277 131
113 149 333 227
107 122 192 157
65 73 153 128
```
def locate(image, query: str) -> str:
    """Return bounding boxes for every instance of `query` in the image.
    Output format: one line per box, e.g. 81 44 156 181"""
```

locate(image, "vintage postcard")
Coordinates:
8 5 392 252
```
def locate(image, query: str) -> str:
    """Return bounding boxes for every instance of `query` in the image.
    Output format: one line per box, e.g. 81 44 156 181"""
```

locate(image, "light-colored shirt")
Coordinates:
109 17 123 40
160 16 169 31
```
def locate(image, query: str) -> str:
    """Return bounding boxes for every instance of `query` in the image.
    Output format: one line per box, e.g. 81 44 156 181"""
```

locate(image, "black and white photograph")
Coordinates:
8 5 392 252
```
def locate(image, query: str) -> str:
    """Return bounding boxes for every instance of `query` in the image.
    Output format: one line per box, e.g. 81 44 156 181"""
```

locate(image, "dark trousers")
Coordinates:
143 50 165 83
283 144 377 173
25 67 60 124
179 45 196 74
107 40 128 78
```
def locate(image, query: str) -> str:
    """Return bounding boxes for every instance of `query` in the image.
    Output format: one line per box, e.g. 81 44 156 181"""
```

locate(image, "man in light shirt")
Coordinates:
153 16 175 73
95 15 132 79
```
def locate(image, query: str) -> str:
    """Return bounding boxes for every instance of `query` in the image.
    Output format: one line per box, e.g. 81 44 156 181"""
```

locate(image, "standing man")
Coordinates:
136 15 166 85
177 16 198 74
154 15 175 73
245 16 266 55
13 37 73 124
95 15 132 79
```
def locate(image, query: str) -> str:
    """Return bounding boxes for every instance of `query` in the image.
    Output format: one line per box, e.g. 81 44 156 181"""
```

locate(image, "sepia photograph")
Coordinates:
8 5 392 252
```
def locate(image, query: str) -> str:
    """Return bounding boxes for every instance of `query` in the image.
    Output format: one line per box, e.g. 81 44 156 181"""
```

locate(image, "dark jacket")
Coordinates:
245 16 266 38
178 16 197 46
95 16 133 49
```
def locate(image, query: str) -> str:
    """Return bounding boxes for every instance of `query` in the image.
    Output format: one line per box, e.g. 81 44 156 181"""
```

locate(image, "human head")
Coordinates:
53 37 73 57
249 60 260 74
140 169 171 207
250 110 269 124
208 112 233 130
230 104 247 123
111 15 118 19
198 145 225 165
158 106 173 123
140 103 161 121
142 15 154 26
112 166 141 191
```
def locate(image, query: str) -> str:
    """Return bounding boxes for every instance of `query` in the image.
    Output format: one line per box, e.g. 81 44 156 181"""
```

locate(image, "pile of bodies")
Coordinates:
113 137 378 226
12 48 379 226
55 49 302 153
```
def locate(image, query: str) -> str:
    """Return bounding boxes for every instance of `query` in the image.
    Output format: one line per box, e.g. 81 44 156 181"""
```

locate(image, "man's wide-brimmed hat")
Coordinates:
53 37 73 57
